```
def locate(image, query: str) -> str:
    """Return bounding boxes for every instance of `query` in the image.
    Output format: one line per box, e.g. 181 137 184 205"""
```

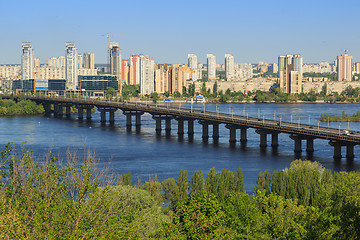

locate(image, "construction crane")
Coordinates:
100 33 127 72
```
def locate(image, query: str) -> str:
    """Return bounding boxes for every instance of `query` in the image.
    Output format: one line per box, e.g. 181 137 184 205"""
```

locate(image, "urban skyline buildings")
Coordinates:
278 54 303 94
207 54 216 81
83 53 95 69
337 53 352 81
21 42 34 81
110 42 121 87
225 54 235 81
65 42 78 90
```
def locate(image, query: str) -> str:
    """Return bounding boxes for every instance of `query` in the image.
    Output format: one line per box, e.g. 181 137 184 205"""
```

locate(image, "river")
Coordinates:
1 102 359 193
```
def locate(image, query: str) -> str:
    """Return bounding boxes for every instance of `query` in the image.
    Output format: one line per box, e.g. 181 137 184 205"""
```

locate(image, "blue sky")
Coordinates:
0 0 359 64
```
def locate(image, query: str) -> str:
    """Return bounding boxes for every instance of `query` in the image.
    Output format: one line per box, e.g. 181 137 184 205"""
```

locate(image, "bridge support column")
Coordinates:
260 133 267 148
155 119 162 133
328 141 346 159
53 104 59 118
66 105 71 118
213 123 219 140
165 119 171 132
57 105 63 118
346 144 355 159
43 103 51 116
135 114 141 126
294 139 302 153
306 138 314 153
240 128 247 143
100 111 106 124
188 120 194 136
177 119 184 135
78 107 83 120
109 110 115 124
126 115 132 126
201 123 209 140
86 107 92 121
229 127 236 143
271 133 279 148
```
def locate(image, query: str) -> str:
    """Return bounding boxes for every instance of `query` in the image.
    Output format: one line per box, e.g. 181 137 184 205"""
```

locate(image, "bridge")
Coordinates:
5 95 360 160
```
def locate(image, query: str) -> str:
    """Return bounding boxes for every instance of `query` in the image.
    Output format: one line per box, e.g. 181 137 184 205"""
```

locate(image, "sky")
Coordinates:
0 0 359 65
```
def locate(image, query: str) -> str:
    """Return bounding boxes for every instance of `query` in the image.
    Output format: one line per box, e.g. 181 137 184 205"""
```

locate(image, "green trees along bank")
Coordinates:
0 94 44 116
0 143 360 239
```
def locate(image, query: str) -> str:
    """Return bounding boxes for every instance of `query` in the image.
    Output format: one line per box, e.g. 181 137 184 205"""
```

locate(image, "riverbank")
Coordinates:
0 98 44 116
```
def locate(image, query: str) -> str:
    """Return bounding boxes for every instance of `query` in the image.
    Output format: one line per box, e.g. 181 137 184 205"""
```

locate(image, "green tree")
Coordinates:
190 170 204 195
105 87 117 100
177 169 189 201
205 167 219 195
213 82 218 95
150 92 159 103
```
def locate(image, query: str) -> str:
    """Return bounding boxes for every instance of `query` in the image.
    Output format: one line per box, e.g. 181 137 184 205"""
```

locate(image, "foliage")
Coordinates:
105 87 117 100
122 84 140 99
320 110 360 122
0 99 44 116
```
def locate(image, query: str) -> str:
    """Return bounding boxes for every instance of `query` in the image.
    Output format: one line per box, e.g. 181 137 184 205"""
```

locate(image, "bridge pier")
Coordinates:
123 110 144 128
177 119 184 135
100 110 106 124
86 107 92 121
346 144 355 159
271 133 279 148
226 125 236 143
240 127 247 143
98 107 118 124
200 122 209 140
260 133 267 147
152 114 173 135
306 138 314 153
188 119 194 136
43 103 51 116
57 105 63 118
53 104 59 118
65 105 71 118
213 123 219 140
78 107 83 120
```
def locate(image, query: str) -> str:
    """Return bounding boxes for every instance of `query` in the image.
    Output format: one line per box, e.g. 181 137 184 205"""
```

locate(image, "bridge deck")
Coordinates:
9 95 360 145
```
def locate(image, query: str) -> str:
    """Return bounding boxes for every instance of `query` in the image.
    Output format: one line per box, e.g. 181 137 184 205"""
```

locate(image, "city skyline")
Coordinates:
1 0 360 64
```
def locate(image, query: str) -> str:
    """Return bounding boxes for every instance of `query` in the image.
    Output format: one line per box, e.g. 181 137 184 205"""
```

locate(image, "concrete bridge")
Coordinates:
6 95 360 160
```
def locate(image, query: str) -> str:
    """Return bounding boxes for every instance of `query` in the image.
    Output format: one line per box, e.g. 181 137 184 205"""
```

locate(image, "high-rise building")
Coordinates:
48 56 65 67
65 42 78 90
121 59 129 84
129 55 141 85
207 54 216 81
110 42 121 82
225 54 234 81
337 53 352 81
77 54 83 69
34 58 41 68
21 42 34 80
355 62 360 74
139 56 155 95
278 54 302 93
83 53 95 69
188 54 197 70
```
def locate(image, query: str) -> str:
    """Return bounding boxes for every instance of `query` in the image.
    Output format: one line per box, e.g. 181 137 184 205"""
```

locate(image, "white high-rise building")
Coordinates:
225 54 234 81
278 54 303 93
110 42 121 81
207 54 216 81
21 42 34 80
188 54 197 69
65 42 78 90
139 56 155 94
83 53 95 69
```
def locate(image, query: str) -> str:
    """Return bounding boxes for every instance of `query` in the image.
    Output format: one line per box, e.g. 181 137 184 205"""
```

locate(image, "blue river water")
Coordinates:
1 102 359 193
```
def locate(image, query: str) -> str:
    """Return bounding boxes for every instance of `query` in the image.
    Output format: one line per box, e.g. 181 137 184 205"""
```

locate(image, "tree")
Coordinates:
190 170 204 195
213 82 218 95
150 92 159 103
105 87 117 100
201 83 207 95
217 168 235 201
177 169 189 201
205 167 219 195
164 91 170 97
162 178 179 209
